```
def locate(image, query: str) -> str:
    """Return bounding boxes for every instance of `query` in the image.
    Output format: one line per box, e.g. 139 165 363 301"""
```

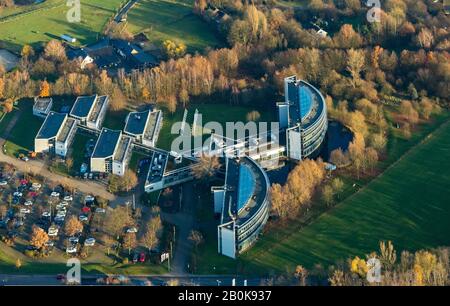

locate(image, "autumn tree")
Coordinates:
329 148 349 167
365 147 379 173
44 40 67 62
333 24 362 49
162 40 186 59
141 215 163 252
30 225 49 250
321 185 334 207
331 178 344 200
39 80 50 97
122 232 137 255
110 86 126 111
64 215 83 237
104 206 132 240
246 110 261 122
400 100 419 125
15 258 22 270
346 49 365 87
348 133 366 179
192 155 221 179
21 45 35 59
121 170 138 192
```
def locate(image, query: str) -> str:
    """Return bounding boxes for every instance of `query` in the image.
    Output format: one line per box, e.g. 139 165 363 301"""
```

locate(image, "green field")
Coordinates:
0 0 126 52
125 0 222 52
156 103 277 151
194 114 450 275
3 100 43 157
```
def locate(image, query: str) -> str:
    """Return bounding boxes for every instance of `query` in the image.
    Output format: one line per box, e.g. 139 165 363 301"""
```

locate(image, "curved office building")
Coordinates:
213 156 270 259
278 76 328 160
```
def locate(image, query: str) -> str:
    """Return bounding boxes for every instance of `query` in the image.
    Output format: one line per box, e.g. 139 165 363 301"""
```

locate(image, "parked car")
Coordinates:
68 237 79 244
63 195 73 202
48 227 59 237
139 252 146 263
0 181 8 186
50 191 60 197
84 237 96 246
21 156 29 162
20 208 31 214
132 252 139 263
126 227 138 233
79 214 88 222
24 200 33 206
95 208 106 213
44 241 54 247
13 192 23 198
42 211 51 218
66 245 77 254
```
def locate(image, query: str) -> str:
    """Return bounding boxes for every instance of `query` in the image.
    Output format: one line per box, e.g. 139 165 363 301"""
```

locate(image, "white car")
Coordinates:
50 192 60 197
85 195 95 202
13 192 23 197
84 238 96 246
21 156 29 162
95 208 106 213
66 245 77 254
20 208 31 214
79 215 88 222
44 241 54 247
31 183 42 190
48 227 59 236
0 181 8 186
54 216 65 222
63 196 73 202
126 227 138 233
24 200 33 206
42 211 51 218
68 237 79 244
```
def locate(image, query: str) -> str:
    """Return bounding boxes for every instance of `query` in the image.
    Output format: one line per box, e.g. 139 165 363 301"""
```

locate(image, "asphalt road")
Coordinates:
0 273 264 286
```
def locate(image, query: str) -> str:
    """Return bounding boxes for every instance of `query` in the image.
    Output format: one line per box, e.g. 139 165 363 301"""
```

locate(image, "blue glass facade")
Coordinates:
237 164 255 212
299 86 313 120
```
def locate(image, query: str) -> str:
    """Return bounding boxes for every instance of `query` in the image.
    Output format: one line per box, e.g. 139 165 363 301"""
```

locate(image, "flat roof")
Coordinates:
114 135 132 163
91 128 121 159
70 95 97 118
145 110 162 142
124 110 150 136
36 112 66 139
33 97 53 112
88 95 108 123
57 118 76 143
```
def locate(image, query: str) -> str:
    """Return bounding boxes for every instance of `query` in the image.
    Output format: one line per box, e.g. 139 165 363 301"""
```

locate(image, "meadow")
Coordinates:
125 0 223 52
0 0 126 52
195 114 450 275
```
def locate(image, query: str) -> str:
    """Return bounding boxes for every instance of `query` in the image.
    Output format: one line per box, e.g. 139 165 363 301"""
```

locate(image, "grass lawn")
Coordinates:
0 243 167 275
157 103 277 151
0 0 126 52
125 0 223 52
194 113 450 275
3 99 44 157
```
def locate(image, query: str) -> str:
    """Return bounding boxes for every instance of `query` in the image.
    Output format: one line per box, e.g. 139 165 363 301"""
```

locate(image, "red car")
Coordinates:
139 252 146 263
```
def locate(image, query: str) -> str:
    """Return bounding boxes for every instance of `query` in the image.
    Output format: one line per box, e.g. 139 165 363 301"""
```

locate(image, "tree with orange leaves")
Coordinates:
39 80 50 97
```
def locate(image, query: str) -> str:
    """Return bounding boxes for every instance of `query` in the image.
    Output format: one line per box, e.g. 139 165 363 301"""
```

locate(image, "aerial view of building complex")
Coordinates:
0 0 449 296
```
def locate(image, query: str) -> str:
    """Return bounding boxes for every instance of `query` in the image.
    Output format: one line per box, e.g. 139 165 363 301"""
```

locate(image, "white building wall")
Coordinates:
218 225 236 259
288 129 302 160
34 138 51 153
213 189 225 214
55 141 68 157
112 160 126 176
90 157 106 173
